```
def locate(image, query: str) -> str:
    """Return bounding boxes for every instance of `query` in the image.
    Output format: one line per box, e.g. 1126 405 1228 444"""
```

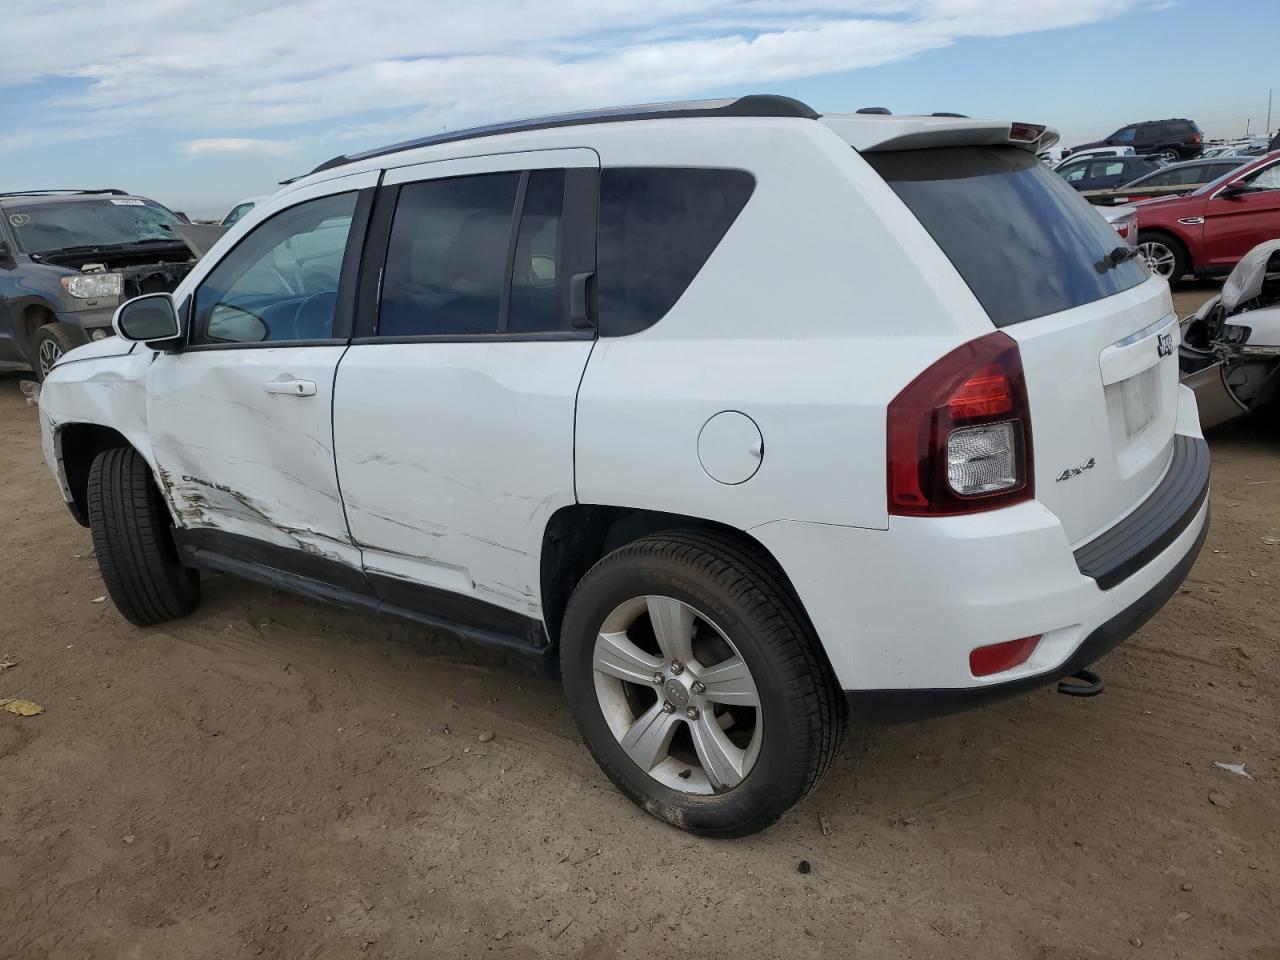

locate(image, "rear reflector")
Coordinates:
969 636 1040 677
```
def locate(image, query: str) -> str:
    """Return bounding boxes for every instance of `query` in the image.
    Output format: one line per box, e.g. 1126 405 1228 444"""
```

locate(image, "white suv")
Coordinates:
37 96 1209 836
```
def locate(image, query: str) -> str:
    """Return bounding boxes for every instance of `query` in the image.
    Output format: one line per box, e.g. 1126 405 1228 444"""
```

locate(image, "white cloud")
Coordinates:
2 0 1141 153
182 137 299 157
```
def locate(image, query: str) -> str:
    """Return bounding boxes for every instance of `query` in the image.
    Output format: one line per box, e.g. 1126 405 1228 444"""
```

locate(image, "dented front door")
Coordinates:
147 345 357 567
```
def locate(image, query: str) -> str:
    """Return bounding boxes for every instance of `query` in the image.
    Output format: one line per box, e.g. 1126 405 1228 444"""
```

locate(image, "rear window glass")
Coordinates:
865 147 1147 327
597 168 754 336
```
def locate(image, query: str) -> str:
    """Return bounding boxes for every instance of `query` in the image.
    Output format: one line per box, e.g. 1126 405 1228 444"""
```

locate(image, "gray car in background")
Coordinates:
0 190 196 379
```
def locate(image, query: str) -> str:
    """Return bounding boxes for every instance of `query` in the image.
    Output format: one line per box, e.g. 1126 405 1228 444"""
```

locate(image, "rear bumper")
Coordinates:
750 405 1211 708
844 507 1207 722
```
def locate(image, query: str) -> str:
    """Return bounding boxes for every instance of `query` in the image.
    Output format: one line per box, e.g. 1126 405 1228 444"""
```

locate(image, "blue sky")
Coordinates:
2 0 1276 219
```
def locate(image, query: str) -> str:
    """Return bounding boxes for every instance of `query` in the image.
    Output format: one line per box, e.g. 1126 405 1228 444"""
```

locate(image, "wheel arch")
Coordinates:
539 504 816 653
1138 226 1193 274
11 297 60 356
55 423 134 526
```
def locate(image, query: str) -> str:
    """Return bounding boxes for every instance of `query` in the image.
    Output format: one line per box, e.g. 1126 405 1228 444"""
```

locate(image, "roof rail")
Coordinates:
0 188 129 199
303 94 818 178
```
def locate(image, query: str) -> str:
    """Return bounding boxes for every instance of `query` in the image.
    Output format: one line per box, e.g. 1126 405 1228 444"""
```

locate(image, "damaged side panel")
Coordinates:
144 346 364 571
38 347 161 513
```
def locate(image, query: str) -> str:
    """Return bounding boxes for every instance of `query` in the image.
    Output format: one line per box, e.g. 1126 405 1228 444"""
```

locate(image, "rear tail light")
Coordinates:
887 332 1034 515
970 636 1041 677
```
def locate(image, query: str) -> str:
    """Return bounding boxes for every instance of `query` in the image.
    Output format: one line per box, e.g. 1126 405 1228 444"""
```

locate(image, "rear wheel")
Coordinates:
30 322 81 381
560 530 846 837
1136 232 1188 282
1154 147 1181 164
87 446 200 626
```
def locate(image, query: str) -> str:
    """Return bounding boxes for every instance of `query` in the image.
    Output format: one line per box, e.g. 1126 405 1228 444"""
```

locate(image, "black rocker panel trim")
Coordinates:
173 529 548 657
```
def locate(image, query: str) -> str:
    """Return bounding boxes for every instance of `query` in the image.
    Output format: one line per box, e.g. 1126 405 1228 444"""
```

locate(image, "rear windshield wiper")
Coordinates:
1097 245 1139 272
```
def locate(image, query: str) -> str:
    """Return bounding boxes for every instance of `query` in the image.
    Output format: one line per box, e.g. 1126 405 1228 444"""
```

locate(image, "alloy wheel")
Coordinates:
1136 240 1177 279
37 339 63 378
592 595 762 795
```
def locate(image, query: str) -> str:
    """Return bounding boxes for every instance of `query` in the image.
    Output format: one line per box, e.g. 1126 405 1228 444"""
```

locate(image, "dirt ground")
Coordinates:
1 281 1277 959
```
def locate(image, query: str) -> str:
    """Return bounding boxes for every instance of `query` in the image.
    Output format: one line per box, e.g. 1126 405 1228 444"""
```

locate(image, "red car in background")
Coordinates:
1135 151 1280 281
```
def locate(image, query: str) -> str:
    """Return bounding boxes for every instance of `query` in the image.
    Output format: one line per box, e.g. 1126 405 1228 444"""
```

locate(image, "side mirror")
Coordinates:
113 293 184 346
1219 183 1254 200
0 239 12 264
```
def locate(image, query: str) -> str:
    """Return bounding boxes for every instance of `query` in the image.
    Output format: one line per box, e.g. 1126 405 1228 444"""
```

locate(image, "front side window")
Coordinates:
1113 127 1137 144
1060 162 1088 183
597 167 755 336
1245 163 1280 191
191 192 356 345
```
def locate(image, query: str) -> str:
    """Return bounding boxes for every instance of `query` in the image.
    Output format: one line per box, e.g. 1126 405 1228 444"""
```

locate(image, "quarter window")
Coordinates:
191 192 356 345
597 167 755 336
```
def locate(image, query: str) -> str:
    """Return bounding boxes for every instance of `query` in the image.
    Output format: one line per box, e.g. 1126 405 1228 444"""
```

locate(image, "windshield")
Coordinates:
865 146 1147 327
5 198 183 254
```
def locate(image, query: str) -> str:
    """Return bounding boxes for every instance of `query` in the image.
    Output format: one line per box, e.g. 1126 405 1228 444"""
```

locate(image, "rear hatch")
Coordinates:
863 142 1178 546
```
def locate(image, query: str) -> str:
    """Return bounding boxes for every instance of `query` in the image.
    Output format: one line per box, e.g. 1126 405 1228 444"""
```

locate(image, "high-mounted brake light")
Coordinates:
887 332 1034 516
1009 122 1046 143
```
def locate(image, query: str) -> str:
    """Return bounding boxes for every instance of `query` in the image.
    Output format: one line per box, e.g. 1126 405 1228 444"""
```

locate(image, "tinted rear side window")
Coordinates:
865 147 1147 327
597 168 754 336
379 173 519 337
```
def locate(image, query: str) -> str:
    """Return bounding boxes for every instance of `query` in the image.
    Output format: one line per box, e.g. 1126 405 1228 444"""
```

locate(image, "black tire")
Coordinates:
1153 146 1181 164
30 322 82 382
1137 230 1189 283
86 446 200 626
560 529 846 837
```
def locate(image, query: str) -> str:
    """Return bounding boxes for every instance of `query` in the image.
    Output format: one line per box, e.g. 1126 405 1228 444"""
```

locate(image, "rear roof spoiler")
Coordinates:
820 115 1059 154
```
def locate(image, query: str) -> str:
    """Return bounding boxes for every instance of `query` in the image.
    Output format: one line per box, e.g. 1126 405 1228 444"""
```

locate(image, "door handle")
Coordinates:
263 378 317 397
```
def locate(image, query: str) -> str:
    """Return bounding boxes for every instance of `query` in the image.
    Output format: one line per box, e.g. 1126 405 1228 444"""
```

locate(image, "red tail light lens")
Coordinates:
970 636 1041 677
887 332 1034 515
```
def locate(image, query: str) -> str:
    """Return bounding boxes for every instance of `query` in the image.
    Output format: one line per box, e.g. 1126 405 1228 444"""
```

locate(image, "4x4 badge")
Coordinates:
1157 332 1174 357
1056 457 1096 482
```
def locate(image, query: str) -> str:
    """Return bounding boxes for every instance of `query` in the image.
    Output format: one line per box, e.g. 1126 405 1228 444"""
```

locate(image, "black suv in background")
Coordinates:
0 190 197 379
1067 119 1204 163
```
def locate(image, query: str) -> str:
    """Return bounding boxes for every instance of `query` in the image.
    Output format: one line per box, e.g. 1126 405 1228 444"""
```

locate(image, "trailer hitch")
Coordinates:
1057 668 1104 698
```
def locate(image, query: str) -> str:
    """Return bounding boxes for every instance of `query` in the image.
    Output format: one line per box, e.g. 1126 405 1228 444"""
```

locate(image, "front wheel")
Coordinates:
87 446 200 626
560 530 846 837
1136 232 1188 282
30 322 81 382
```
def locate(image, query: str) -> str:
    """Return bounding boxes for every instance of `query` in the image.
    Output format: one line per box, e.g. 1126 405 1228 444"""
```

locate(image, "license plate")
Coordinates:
1116 365 1160 438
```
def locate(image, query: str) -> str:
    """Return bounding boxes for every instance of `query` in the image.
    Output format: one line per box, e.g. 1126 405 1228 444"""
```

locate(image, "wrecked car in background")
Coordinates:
1181 239 1280 427
0 189 197 379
